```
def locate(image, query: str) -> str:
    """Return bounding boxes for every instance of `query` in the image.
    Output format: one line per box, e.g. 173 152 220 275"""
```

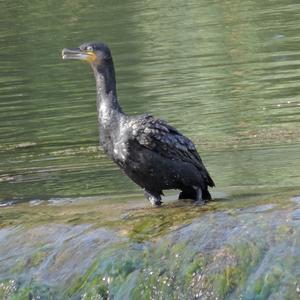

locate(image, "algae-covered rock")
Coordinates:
0 192 300 299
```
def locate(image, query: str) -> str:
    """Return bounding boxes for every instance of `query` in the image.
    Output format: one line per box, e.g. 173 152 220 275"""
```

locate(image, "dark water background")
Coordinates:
0 0 300 202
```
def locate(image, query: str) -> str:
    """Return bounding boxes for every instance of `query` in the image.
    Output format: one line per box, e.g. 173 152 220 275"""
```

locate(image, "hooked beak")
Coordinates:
61 48 97 63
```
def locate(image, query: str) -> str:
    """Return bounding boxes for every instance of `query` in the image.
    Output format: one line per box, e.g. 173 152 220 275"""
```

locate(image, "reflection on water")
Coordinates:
0 0 300 202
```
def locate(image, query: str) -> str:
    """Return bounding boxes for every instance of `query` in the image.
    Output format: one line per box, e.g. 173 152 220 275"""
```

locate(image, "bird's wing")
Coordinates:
128 114 215 187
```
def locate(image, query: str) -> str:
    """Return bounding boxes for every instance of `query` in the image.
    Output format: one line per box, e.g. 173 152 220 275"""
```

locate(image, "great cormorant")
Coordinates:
62 42 214 206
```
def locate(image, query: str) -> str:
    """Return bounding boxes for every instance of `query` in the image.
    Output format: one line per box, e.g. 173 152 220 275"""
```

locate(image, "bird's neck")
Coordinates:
93 61 124 120
93 62 125 151
93 61 122 110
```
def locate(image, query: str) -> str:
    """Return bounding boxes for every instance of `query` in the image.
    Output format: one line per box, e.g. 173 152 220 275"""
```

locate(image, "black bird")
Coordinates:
62 42 214 206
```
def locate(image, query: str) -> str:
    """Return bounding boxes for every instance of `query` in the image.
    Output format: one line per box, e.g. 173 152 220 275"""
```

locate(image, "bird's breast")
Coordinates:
112 140 129 164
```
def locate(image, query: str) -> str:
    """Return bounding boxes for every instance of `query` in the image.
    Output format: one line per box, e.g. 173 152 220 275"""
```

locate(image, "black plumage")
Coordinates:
62 42 214 206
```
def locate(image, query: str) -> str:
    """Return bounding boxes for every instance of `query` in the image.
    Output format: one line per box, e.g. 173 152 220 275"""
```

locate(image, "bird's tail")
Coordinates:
202 188 212 201
207 173 215 187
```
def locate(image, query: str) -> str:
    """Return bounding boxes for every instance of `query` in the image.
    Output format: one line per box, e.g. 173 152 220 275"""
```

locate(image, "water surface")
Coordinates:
0 0 300 299
0 0 299 202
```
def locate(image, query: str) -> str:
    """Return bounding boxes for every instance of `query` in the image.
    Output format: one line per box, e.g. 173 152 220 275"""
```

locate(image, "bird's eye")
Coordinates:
86 46 94 51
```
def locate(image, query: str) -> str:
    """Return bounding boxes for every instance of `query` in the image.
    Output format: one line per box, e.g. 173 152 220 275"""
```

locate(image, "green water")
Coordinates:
1 0 300 299
0 0 299 202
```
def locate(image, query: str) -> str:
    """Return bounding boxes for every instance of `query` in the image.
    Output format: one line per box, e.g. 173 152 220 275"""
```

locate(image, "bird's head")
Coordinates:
62 42 112 66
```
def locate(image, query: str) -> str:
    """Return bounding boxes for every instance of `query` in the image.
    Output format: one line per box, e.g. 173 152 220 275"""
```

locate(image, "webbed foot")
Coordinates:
194 199 205 206
144 190 163 206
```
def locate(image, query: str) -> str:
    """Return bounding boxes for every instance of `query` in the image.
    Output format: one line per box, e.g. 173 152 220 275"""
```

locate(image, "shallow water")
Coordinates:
0 0 300 299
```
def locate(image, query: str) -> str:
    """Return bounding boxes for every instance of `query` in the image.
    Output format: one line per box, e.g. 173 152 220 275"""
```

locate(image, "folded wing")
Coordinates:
128 114 215 187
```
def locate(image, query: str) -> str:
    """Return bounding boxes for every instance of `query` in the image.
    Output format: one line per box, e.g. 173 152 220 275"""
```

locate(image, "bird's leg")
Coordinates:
194 188 205 205
144 190 163 206
179 187 205 205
